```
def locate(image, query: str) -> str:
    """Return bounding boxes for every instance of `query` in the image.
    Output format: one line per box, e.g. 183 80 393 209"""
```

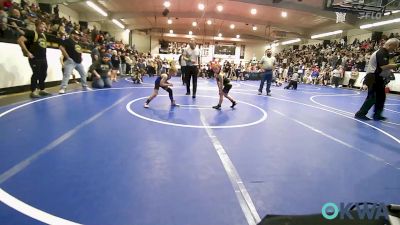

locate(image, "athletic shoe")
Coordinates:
212 105 221 110
144 103 149 108
231 101 237 108
171 101 179 107
185 92 190 95
192 95 196 99
59 88 66 94
373 115 387 121
354 114 371 120
266 93 272 96
38 90 51 96
30 91 40 98
258 92 262 95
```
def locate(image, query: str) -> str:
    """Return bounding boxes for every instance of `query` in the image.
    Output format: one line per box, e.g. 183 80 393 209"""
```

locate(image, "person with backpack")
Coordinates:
17 20 51 98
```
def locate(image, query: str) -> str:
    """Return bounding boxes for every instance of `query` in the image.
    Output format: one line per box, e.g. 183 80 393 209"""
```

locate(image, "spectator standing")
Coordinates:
110 50 120 82
258 49 276 96
59 30 89 93
17 20 51 98
179 50 186 85
331 66 342 88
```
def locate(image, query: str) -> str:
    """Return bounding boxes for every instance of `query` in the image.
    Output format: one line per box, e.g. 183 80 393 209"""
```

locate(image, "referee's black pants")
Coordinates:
356 74 386 117
185 66 198 96
29 58 48 92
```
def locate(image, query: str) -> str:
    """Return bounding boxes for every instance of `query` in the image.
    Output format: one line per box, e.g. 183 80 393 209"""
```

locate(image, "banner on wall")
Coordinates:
214 44 236 55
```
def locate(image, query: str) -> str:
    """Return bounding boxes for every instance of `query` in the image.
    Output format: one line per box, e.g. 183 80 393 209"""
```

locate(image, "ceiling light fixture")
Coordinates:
192 21 197 27
252 25 257 31
198 3 205 10
86 1 108 17
311 30 343 39
167 18 172 24
281 11 287 17
216 3 223 12
169 30 173 34
163 1 171 8
281 38 301 45
112 19 125 29
360 18 400 29
189 31 193 35
207 19 212 25
384 10 400 16
251 8 257 15
230 24 235 29
218 33 222 37
236 34 240 39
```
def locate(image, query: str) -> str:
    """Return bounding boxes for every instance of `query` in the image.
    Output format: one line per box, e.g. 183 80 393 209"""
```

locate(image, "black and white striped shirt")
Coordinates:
366 48 389 75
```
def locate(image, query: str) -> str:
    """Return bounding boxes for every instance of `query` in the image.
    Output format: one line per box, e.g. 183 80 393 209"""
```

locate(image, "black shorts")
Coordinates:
154 77 162 90
223 83 232 94
154 77 169 90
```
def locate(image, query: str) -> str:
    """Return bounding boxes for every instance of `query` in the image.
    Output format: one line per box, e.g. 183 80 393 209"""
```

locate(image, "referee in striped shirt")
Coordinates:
355 38 400 121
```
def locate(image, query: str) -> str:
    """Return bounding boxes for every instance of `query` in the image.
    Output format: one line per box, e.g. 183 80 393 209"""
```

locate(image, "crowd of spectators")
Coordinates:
0 0 125 51
206 35 400 87
0 0 182 88
270 35 400 86
2 0 400 90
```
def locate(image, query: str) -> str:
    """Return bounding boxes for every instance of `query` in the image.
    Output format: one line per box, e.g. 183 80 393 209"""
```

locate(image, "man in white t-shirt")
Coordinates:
183 39 200 98
331 66 342 88
258 49 276 96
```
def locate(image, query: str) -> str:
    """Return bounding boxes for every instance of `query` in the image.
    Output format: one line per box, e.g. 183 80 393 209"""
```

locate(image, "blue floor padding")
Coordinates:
1 77 399 225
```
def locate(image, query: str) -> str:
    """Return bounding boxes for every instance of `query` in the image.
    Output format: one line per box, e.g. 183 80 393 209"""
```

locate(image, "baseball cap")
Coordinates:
102 53 111 58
